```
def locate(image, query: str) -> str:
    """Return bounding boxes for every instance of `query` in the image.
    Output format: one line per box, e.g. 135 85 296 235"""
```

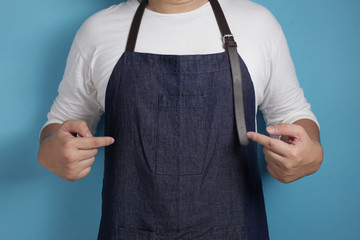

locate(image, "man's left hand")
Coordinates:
247 123 323 183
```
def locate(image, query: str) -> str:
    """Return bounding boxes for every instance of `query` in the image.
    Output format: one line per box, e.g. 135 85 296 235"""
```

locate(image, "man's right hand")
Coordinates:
37 120 114 182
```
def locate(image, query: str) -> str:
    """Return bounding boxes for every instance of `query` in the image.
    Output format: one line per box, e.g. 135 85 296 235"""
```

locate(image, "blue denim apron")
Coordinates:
99 0 269 239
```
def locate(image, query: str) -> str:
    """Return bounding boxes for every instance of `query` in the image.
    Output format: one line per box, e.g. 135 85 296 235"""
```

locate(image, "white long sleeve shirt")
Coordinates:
44 0 318 133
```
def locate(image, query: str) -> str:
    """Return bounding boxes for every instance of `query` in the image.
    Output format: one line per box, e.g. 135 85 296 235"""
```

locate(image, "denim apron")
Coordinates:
99 0 269 239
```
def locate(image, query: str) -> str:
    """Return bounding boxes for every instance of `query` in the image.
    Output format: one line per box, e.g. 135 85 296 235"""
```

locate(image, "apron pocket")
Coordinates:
156 95 207 175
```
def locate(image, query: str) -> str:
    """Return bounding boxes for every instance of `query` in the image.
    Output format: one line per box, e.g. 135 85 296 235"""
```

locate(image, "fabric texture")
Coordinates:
44 0 318 133
101 51 268 239
98 1 269 238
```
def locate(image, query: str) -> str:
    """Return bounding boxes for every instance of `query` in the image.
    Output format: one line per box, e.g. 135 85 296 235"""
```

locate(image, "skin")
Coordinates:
145 0 208 13
38 121 114 182
38 0 323 183
247 119 323 183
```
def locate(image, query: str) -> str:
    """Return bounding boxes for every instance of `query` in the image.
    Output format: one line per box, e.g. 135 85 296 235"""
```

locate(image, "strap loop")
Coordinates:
223 34 238 48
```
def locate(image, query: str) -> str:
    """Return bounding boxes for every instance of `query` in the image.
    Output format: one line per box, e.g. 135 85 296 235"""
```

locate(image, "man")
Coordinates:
38 0 323 239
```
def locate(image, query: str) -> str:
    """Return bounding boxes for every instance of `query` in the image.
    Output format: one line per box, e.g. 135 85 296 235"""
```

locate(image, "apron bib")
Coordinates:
99 0 269 239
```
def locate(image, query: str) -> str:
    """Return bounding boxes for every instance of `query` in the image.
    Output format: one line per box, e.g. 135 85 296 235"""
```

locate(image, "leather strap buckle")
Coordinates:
223 34 238 48
222 34 233 44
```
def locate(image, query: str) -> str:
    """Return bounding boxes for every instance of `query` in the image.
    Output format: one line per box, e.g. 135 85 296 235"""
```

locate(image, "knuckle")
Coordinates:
87 158 95 165
84 167 92 175
64 164 76 173
93 149 99 156
78 121 88 130
289 148 299 159
63 155 73 163
67 177 77 182
280 177 293 184
62 138 75 149
266 140 273 149
63 152 75 163
282 161 294 171
262 147 268 155
91 139 100 148
262 149 266 156
278 173 293 183
78 168 91 179
64 173 77 182
283 168 293 178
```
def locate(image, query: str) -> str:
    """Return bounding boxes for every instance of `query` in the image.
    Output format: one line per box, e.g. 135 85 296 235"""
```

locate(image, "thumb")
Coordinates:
266 123 303 139
61 120 93 138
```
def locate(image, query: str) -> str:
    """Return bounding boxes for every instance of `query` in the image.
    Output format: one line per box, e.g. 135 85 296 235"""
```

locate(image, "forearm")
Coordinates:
40 123 62 143
292 119 321 144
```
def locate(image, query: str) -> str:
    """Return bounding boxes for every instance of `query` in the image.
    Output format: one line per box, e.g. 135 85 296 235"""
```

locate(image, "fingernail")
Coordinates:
86 132 92 137
267 126 274 133
246 132 252 138
110 137 115 144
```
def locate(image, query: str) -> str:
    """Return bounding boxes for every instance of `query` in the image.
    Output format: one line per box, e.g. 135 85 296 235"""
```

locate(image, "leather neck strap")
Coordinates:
126 0 147 52
208 0 249 146
125 0 249 146
125 0 236 52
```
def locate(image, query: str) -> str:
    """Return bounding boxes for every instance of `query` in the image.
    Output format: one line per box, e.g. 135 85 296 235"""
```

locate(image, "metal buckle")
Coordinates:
222 34 233 44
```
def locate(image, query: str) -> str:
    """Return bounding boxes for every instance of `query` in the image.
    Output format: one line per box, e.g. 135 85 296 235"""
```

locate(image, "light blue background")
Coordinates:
0 0 359 239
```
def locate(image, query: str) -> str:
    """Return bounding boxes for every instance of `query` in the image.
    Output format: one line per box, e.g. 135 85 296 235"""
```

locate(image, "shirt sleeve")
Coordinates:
43 36 103 133
259 28 319 128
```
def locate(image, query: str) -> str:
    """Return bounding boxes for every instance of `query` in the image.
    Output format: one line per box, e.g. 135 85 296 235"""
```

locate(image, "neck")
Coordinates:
144 0 209 14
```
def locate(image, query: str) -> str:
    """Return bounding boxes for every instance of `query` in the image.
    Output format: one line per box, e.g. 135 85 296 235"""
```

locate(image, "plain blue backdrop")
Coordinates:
0 0 359 239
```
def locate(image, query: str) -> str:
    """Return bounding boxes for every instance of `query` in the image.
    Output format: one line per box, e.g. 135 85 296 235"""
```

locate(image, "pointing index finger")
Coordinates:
76 136 115 150
247 131 290 157
266 123 303 138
